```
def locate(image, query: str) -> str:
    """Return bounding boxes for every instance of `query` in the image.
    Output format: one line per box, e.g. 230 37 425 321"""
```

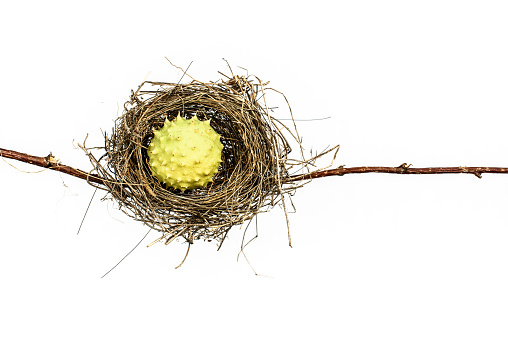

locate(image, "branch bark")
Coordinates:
0 148 105 185
288 163 508 181
2 148 508 186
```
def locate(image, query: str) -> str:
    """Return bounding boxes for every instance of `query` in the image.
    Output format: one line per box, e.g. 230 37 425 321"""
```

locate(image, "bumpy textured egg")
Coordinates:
148 114 223 190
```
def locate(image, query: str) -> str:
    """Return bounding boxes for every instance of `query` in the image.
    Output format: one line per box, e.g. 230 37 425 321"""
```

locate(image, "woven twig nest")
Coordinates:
84 73 323 247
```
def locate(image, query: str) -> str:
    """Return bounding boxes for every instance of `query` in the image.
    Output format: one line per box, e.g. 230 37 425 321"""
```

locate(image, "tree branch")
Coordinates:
0 147 105 186
288 162 508 181
2 148 508 187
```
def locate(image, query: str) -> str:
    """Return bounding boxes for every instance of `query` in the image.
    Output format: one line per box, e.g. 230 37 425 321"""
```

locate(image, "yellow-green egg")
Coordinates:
148 114 223 190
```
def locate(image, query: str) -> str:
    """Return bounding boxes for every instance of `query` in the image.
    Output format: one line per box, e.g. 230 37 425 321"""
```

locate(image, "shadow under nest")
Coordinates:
85 74 316 248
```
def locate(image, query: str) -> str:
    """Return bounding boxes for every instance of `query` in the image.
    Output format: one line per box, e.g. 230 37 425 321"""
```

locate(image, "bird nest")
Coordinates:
83 72 336 248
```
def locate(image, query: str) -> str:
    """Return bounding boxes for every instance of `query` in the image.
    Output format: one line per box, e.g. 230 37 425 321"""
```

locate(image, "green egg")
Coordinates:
148 114 223 190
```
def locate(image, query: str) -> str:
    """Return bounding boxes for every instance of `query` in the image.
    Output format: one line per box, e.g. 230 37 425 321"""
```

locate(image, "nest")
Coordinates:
84 71 334 248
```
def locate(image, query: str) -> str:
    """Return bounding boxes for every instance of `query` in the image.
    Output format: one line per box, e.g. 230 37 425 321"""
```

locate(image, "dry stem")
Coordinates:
288 163 508 181
3 148 508 185
0 147 104 185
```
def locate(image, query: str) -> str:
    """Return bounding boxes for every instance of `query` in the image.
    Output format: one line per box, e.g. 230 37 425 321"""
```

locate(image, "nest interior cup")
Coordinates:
87 74 299 247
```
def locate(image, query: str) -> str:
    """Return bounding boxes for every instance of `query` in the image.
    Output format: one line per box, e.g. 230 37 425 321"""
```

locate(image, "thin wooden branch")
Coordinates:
288 163 508 181
0 147 105 185
2 148 508 187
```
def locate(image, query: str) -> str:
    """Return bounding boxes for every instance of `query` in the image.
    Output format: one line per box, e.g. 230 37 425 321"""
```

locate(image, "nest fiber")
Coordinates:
85 74 303 246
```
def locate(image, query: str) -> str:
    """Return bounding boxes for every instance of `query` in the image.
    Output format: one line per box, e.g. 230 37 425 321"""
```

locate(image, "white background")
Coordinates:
1 1 508 338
